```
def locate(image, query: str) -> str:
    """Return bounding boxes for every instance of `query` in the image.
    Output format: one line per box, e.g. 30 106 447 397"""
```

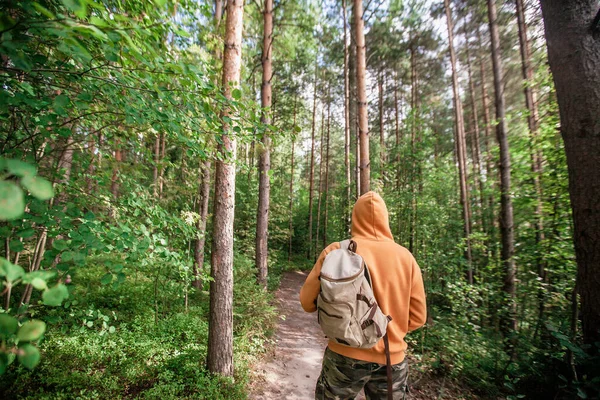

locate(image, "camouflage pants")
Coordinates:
315 347 409 400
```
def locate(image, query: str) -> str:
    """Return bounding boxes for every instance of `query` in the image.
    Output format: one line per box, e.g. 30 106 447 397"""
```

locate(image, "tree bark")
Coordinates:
207 0 244 377
445 0 473 283
307 59 318 260
477 25 498 252
342 0 351 235
323 97 331 248
354 0 370 194
464 35 486 234
255 0 273 288
193 0 222 290
193 160 211 289
153 134 160 197
288 96 297 262
378 71 386 184
159 133 166 197
488 0 517 336
111 138 121 200
540 0 600 350
349 18 359 198
315 104 325 255
394 73 400 188
409 39 418 254
516 0 547 319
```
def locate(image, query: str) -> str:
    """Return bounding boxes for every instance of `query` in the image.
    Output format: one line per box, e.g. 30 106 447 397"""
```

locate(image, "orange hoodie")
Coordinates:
300 191 427 365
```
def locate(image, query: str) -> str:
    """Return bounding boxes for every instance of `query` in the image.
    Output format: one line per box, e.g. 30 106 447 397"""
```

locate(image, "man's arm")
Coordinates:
408 259 427 331
299 243 340 312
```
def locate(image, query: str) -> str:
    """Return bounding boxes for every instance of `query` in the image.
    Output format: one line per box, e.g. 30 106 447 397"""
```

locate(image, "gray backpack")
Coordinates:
317 239 391 348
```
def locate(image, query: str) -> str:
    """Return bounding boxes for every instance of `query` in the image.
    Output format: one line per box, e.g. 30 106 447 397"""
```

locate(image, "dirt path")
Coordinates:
249 271 486 400
249 270 328 399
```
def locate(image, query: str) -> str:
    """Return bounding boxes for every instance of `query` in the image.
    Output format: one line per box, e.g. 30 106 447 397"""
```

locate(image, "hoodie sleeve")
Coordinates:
299 255 323 313
299 243 340 312
408 258 427 332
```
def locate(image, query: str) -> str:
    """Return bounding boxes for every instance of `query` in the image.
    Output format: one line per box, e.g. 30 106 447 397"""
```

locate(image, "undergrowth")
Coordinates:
0 251 277 399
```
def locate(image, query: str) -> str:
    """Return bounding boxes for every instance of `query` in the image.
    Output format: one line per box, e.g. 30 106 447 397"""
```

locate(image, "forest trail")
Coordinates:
249 271 486 400
249 270 328 399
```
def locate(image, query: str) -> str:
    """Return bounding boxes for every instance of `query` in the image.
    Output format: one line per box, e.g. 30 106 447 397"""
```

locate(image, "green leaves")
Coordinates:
53 94 70 109
0 159 54 220
5 159 36 177
0 315 18 337
0 182 24 220
100 273 113 285
17 320 46 342
52 240 68 251
31 278 48 290
17 344 40 370
0 258 25 283
21 176 54 200
42 284 69 306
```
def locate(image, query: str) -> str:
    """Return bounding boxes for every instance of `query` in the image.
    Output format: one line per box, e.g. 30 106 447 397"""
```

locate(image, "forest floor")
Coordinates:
248 270 490 400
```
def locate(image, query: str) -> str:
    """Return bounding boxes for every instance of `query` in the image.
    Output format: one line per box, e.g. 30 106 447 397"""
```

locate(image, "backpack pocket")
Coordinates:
357 300 390 348
317 295 362 347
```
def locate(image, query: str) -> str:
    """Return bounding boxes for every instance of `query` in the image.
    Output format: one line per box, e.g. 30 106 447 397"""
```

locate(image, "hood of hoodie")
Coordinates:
351 191 394 241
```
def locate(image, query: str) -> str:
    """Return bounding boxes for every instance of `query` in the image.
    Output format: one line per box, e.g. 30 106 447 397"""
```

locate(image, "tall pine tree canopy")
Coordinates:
0 0 598 398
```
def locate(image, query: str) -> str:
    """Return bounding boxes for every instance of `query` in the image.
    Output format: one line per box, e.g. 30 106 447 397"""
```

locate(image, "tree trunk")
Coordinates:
516 0 547 320
111 138 121 199
153 134 160 197
255 0 273 288
540 0 600 350
307 59 318 260
488 0 517 336
354 0 370 194
323 98 331 248
342 0 351 235
86 137 96 194
159 133 166 197
349 18 359 198
193 160 211 289
378 71 386 184
464 35 486 234
477 25 498 255
288 96 297 262
56 136 75 205
445 0 473 283
394 74 401 190
315 104 325 255
409 40 418 254
193 0 222 290
207 0 244 377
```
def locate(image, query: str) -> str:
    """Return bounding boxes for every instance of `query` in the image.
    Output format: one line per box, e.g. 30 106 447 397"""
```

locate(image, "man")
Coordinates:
300 191 427 399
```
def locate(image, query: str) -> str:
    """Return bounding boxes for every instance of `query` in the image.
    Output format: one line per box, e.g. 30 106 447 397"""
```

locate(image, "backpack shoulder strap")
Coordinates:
339 239 351 252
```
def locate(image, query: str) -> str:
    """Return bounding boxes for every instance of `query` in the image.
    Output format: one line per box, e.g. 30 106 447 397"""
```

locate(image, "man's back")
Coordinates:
300 191 426 365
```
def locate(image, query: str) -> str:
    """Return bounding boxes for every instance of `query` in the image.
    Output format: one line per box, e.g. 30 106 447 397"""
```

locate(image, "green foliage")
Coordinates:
0 251 274 399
